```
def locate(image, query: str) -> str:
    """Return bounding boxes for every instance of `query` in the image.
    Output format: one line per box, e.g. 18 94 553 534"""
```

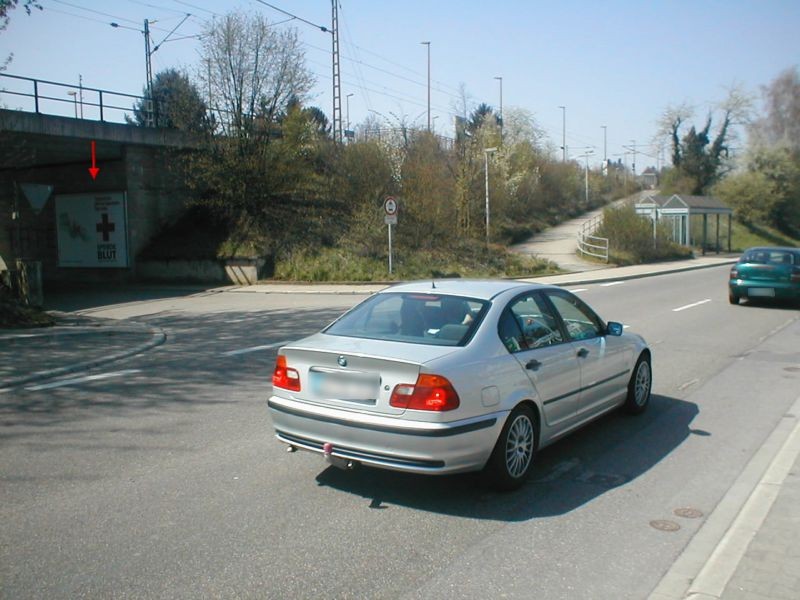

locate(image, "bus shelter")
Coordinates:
635 194 733 254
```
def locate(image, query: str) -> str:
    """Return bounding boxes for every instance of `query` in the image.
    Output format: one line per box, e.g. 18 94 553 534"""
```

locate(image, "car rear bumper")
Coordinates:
267 396 505 475
730 279 800 300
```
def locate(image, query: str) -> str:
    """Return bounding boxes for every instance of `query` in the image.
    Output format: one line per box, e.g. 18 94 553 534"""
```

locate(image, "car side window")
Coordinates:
546 292 603 341
498 309 525 353
500 294 564 353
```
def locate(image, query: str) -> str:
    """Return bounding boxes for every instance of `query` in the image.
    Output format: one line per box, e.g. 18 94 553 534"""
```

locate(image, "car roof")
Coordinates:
381 279 554 301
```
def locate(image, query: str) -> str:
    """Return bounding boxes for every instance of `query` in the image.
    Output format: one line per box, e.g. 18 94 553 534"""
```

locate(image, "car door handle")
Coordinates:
526 359 542 371
577 348 589 358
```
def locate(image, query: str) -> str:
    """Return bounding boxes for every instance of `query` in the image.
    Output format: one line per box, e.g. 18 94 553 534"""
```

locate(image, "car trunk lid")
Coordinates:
275 333 459 416
737 262 793 283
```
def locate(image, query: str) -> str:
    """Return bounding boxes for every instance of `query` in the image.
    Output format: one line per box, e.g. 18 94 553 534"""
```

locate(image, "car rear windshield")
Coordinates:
324 292 489 346
741 250 797 266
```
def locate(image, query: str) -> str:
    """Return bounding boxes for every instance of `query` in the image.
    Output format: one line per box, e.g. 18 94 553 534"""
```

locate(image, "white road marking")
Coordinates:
25 369 142 391
673 299 712 312
600 281 624 287
679 378 700 391
570 288 588 293
222 341 291 357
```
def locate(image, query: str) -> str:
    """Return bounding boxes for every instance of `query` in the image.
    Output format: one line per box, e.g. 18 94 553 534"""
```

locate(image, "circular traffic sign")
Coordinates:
384 196 398 216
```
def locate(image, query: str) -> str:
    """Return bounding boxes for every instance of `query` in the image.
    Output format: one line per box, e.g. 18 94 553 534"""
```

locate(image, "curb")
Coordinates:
528 258 738 287
650 391 800 600
0 325 167 389
221 259 738 295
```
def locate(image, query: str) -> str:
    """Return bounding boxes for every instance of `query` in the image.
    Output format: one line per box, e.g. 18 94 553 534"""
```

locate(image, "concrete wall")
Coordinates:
1 110 195 286
1 151 187 285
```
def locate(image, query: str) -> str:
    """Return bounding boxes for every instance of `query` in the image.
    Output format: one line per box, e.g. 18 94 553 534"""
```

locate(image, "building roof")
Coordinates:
638 194 732 214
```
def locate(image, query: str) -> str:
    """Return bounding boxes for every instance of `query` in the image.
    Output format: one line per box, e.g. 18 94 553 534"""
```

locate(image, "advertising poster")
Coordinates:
55 192 129 268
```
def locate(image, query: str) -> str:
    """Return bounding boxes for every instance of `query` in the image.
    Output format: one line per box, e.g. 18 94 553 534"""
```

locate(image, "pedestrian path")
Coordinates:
512 191 652 273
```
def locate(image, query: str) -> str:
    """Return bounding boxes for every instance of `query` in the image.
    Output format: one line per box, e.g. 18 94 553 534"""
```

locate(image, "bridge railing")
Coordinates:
0 73 152 124
577 214 609 262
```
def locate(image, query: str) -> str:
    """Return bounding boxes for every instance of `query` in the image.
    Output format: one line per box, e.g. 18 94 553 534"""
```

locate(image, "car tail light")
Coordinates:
791 268 800 283
730 267 739 279
390 374 460 411
272 355 300 392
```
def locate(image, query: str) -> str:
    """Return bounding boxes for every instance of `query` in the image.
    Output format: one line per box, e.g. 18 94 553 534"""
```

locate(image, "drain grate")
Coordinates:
650 519 681 532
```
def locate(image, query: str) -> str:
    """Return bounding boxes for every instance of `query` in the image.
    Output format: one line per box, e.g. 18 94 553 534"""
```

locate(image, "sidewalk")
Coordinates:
2 255 797 600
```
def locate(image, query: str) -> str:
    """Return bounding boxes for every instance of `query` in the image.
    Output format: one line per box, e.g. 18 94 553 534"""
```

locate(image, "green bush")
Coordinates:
273 240 559 282
596 205 693 265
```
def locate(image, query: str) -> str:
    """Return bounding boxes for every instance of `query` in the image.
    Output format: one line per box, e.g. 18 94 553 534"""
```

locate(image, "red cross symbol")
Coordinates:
96 213 115 241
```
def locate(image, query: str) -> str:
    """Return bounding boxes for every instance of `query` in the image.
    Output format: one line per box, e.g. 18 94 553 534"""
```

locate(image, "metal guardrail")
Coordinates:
577 214 609 262
0 73 153 125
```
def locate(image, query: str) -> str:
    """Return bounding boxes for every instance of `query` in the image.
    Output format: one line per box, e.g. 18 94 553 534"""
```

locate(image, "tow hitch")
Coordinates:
323 442 356 470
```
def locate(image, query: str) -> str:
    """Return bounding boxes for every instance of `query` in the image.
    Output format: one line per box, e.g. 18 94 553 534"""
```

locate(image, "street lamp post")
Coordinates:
67 91 78 118
559 106 566 161
494 76 503 144
346 92 353 131
484 147 498 245
571 150 594 207
421 41 431 131
601 125 607 175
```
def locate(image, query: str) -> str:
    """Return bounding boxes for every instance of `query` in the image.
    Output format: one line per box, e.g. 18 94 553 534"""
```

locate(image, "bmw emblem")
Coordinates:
337 356 348 367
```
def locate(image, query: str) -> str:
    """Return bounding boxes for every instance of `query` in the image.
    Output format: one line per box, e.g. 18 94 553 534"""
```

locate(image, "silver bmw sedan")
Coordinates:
268 279 651 491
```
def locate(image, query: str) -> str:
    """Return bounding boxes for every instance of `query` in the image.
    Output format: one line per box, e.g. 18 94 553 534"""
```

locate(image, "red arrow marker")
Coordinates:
88 140 100 180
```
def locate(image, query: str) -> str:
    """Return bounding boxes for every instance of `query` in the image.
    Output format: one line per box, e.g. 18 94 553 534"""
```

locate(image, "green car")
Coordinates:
729 247 800 305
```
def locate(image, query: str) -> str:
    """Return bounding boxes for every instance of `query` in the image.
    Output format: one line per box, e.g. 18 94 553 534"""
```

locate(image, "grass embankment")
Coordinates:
141 209 560 282
274 242 559 282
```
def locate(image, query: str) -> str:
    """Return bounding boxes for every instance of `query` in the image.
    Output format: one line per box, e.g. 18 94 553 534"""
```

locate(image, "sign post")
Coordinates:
383 196 398 275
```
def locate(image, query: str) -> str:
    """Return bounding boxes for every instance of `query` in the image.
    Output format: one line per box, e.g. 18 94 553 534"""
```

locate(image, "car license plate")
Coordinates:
309 370 379 402
748 288 775 297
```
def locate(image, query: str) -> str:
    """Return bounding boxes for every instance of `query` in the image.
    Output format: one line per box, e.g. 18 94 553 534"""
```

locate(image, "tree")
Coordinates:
0 0 39 30
749 66 800 153
130 68 209 131
1 0 40 71
199 10 314 138
658 88 752 194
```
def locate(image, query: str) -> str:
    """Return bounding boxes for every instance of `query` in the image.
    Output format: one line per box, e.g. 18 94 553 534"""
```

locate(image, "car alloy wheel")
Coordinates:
505 413 534 478
624 354 651 415
484 404 538 491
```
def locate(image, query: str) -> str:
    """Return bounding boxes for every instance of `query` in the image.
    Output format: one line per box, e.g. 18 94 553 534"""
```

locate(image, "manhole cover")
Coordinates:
650 520 681 532
674 507 704 519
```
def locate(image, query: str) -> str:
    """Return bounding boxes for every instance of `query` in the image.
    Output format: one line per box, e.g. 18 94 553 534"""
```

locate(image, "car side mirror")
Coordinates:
606 321 623 336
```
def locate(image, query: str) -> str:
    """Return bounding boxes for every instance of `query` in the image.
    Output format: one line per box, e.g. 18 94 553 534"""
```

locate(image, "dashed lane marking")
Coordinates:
570 288 588 293
672 299 712 312
25 369 142 391
600 281 624 287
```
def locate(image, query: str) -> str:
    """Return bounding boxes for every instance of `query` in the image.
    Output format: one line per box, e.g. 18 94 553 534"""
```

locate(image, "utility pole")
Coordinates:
630 139 637 175
421 41 431 131
143 19 154 126
494 76 503 144
78 74 84 119
331 0 342 143
559 106 566 161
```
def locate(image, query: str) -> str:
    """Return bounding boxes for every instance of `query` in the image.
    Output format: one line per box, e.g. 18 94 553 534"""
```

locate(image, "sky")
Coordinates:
1 0 799 170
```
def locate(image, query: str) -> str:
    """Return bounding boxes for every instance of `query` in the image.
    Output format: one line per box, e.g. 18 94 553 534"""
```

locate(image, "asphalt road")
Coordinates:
2 266 798 599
